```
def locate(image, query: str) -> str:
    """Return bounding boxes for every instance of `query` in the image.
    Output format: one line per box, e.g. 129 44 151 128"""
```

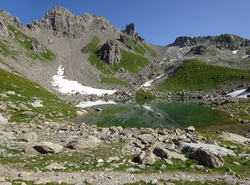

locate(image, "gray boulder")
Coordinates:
20 111 35 116
137 134 158 144
191 147 224 168
17 103 29 110
16 132 38 142
153 146 187 161
178 142 236 157
26 142 63 154
137 149 156 165
66 135 100 150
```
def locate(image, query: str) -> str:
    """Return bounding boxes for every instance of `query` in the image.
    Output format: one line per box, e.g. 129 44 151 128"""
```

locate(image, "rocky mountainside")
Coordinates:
0 6 250 98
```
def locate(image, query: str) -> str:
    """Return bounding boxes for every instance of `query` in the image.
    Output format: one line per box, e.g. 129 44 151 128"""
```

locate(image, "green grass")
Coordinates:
0 40 17 60
157 59 250 92
7 24 55 62
82 36 150 74
0 68 77 122
101 76 130 86
142 43 158 58
114 49 150 73
122 35 146 55
82 36 116 75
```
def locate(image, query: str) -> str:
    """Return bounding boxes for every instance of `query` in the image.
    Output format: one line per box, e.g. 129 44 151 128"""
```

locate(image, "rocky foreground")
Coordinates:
0 117 250 184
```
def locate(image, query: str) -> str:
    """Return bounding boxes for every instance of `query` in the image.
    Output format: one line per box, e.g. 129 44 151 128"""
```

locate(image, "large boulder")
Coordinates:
178 142 236 157
66 135 100 150
136 143 157 165
98 41 121 66
153 146 187 161
16 132 38 142
190 147 224 168
25 142 63 154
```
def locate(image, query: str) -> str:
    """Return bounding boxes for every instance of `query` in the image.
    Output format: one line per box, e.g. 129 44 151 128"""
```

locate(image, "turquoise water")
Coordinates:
73 101 246 132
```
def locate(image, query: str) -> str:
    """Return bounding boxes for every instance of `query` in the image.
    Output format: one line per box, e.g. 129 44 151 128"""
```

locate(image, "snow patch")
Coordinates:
242 55 249 59
76 100 117 108
227 89 250 99
232 50 238 54
52 65 116 96
140 74 164 89
142 105 154 112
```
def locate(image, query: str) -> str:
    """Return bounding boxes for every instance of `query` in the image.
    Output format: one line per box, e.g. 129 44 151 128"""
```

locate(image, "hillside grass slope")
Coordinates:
157 59 250 92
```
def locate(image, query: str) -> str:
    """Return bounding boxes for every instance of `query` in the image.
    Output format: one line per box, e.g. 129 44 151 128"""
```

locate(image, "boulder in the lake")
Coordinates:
190 147 224 168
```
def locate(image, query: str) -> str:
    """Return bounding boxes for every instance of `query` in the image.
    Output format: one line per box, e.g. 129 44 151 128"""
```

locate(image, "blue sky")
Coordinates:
1 0 249 45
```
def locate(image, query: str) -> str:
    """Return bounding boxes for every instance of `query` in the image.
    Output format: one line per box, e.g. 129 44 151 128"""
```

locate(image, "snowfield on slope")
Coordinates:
76 100 117 108
227 89 250 98
52 65 116 96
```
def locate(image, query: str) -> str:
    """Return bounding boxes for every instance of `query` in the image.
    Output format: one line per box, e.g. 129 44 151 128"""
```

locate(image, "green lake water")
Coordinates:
73 101 248 133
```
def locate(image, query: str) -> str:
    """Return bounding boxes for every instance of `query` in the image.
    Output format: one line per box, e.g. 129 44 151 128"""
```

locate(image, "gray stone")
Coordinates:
0 115 8 124
191 147 224 168
45 162 66 170
137 144 156 165
191 165 205 170
16 132 38 142
66 135 100 150
20 111 35 116
178 142 236 157
153 146 187 161
137 134 158 144
26 142 63 154
185 126 195 132
17 103 29 110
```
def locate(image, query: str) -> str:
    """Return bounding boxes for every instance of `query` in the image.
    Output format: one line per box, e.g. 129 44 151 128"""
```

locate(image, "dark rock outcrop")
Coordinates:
31 41 47 53
98 41 121 65
124 23 144 43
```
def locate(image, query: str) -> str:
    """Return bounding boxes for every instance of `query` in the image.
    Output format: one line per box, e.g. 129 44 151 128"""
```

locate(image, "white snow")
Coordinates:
76 100 117 108
52 65 116 96
142 105 154 112
227 89 250 99
140 74 164 89
242 55 249 59
232 50 238 54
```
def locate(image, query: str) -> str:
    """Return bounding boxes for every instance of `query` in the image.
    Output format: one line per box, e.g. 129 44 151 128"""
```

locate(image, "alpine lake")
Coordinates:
72 99 249 133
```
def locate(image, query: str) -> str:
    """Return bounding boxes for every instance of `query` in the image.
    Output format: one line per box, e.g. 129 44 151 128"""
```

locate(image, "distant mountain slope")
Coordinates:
0 6 250 98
